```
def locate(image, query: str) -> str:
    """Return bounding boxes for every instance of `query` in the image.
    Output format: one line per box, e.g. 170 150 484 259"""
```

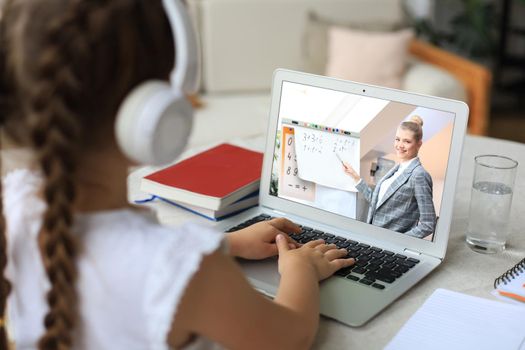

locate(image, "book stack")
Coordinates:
140 143 263 221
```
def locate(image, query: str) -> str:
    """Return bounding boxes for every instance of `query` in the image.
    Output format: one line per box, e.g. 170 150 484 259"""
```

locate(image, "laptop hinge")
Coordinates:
403 248 422 257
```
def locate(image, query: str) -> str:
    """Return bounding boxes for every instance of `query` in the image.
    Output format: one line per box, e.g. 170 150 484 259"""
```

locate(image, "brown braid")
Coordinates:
29 2 91 348
1 0 175 348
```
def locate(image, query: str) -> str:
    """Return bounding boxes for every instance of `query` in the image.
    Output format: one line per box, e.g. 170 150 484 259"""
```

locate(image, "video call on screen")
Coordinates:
269 81 456 241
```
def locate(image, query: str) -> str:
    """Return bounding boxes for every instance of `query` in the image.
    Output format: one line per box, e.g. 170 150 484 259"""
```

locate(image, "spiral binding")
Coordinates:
494 257 525 288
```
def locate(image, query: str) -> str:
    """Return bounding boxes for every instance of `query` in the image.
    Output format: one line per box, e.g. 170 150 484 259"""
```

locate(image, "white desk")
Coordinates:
129 133 525 349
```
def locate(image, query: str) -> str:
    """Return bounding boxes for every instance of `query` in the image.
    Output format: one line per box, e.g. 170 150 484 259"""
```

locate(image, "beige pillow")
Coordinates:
325 27 414 89
301 12 409 75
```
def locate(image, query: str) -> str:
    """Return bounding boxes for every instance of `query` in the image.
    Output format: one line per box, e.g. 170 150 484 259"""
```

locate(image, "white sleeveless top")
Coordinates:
4 169 223 350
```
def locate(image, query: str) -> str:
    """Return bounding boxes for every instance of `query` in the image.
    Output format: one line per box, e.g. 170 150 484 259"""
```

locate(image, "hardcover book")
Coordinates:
154 191 259 221
140 143 263 210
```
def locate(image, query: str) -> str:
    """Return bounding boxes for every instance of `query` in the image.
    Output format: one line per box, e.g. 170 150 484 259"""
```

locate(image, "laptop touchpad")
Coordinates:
238 257 280 296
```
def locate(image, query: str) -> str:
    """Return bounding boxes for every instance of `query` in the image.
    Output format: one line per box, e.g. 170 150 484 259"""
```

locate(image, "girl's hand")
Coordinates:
227 217 301 260
342 161 361 183
276 235 355 281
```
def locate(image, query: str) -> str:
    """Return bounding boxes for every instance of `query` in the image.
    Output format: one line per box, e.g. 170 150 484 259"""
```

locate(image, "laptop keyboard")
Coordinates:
226 214 421 290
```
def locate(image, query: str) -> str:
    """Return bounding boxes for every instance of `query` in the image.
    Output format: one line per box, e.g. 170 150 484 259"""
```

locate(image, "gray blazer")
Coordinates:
356 157 436 238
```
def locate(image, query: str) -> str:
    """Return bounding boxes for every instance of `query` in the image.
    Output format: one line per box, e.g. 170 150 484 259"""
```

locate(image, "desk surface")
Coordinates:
129 133 525 349
313 135 525 349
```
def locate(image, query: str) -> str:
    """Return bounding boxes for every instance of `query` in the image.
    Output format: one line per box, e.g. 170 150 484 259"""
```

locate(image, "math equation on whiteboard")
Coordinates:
294 126 360 192
301 131 357 155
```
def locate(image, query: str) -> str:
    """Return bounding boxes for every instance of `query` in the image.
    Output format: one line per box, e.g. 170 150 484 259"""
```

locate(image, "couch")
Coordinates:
185 0 491 151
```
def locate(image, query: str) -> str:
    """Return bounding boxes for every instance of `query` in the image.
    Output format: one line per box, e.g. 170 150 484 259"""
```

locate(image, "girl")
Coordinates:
0 0 354 349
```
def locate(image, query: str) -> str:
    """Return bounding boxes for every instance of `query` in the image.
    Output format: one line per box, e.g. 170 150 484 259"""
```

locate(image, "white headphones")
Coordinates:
115 0 199 165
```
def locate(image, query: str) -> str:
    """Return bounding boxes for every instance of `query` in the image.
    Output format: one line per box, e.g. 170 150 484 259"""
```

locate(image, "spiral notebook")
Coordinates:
492 257 525 305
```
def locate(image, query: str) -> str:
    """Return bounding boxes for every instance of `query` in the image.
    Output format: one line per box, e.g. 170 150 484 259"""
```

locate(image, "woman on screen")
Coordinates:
342 116 436 238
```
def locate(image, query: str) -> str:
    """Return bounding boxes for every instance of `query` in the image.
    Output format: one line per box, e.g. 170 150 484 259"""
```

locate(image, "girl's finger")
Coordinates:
316 243 337 253
303 239 325 248
268 217 301 233
331 258 355 271
324 248 349 261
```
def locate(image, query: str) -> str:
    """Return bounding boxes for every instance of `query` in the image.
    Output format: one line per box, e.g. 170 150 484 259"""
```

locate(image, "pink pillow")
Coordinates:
325 26 414 89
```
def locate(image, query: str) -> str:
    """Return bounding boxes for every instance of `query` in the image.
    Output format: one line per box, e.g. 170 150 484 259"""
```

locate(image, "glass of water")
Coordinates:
466 155 518 253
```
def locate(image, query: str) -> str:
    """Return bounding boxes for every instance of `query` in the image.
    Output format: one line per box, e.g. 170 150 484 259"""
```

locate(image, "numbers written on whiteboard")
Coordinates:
302 132 323 154
286 166 299 177
332 137 356 154
287 152 297 162
280 127 316 201
300 131 356 155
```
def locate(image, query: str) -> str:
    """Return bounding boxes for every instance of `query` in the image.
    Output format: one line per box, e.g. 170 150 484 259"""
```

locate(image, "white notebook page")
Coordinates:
386 288 525 350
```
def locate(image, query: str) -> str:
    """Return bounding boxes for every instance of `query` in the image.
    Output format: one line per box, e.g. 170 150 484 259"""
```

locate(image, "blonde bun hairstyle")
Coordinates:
400 115 424 142
409 115 423 127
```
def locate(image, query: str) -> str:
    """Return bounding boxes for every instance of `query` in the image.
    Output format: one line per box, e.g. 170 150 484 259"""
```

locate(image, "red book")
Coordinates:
140 143 263 210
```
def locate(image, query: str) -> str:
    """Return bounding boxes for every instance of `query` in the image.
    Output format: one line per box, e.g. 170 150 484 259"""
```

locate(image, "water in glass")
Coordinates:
466 181 513 253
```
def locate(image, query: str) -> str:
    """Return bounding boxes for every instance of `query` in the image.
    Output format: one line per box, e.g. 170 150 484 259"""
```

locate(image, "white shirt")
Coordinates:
4 169 223 350
375 157 417 207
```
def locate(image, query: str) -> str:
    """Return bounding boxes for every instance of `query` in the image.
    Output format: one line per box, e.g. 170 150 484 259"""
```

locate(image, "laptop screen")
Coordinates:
269 81 456 242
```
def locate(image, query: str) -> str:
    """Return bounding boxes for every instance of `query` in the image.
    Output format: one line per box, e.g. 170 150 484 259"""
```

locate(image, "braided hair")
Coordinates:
0 0 174 348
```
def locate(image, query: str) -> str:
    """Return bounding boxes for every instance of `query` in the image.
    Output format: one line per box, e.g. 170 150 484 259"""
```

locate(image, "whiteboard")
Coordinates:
279 127 356 218
294 126 360 191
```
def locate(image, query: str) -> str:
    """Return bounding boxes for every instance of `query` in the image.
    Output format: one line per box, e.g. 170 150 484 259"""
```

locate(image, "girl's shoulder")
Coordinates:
2 168 224 256
2 169 225 349
80 207 224 258
78 210 224 294
78 210 225 349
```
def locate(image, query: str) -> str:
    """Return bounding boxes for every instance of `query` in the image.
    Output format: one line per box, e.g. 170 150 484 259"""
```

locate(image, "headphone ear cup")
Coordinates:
115 81 193 165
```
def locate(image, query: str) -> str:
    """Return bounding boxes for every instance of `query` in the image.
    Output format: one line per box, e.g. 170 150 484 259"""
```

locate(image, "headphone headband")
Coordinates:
115 0 198 165
162 0 200 94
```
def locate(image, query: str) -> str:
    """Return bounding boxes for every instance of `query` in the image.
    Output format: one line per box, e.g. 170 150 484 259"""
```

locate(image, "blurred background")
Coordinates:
4 0 521 142
187 0 525 144
408 0 525 143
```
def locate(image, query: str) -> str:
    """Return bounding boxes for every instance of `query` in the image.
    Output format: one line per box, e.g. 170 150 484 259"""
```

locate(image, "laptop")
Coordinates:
216 69 469 327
